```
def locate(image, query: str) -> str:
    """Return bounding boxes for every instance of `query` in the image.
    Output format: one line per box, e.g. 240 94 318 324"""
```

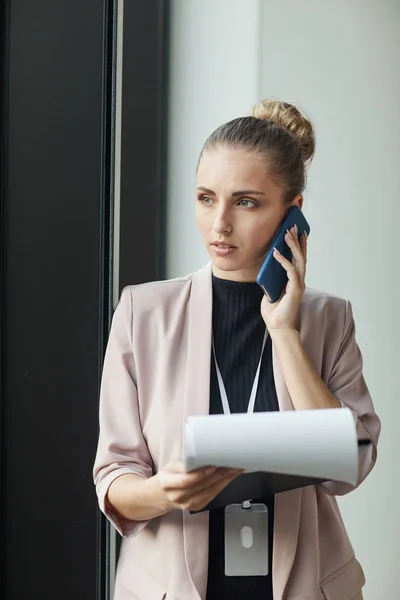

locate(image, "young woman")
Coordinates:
93 100 380 600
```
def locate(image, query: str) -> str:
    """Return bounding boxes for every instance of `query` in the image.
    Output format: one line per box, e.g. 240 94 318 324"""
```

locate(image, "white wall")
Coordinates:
167 1 399 597
166 0 262 277
259 2 399 597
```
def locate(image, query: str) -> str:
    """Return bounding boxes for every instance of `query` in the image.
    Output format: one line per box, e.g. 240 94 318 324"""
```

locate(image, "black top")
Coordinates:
206 275 279 600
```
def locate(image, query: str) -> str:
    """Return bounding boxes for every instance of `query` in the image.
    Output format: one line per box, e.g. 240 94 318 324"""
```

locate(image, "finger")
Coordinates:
296 229 307 281
161 467 217 491
182 471 241 511
162 466 238 494
199 470 242 500
166 461 219 476
273 246 301 285
286 227 303 261
295 226 307 261
300 231 308 264
168 473 234 508
285 228 306 282
191 467 243 496
291 225 307 258
168 468 242 502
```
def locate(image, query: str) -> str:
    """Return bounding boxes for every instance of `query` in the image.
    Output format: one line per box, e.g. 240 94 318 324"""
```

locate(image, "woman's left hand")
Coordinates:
261 225 307 332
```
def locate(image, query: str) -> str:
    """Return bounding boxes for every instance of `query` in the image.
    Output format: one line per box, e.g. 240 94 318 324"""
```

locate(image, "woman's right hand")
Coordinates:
154 460 243 512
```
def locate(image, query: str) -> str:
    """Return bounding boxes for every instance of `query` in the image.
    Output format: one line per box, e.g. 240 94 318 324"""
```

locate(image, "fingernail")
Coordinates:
273 247 280 255
294 224 298 235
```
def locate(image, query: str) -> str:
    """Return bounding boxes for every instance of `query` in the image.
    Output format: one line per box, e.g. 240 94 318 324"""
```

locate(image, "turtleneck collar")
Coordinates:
212 273 264 304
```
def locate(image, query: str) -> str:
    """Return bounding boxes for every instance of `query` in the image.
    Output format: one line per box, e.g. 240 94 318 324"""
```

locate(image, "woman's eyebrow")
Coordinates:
231 189 266 197
196 186 215 195
196 186 266 197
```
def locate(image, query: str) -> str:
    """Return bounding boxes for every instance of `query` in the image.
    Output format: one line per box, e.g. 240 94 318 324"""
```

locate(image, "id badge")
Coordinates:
224 502 268 577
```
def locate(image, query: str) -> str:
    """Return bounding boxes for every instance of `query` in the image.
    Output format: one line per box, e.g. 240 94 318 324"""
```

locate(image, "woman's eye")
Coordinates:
238 198 256 208
200 195 213 205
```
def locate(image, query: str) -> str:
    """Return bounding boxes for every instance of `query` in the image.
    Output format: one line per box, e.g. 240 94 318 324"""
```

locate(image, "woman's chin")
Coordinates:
211 258 259 282
211 254 241 271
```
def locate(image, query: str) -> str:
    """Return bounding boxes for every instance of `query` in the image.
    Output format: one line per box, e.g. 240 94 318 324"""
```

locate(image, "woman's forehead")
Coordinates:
197 148 280 196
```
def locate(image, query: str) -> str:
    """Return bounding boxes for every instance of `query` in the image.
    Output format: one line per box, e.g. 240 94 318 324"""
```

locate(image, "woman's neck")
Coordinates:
212 264 259 283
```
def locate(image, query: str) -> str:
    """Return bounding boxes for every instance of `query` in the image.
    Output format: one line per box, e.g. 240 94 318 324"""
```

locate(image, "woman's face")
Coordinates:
195 146 302 282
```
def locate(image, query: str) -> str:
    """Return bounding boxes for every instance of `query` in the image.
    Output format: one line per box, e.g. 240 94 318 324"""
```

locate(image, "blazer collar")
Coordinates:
182 262 301 600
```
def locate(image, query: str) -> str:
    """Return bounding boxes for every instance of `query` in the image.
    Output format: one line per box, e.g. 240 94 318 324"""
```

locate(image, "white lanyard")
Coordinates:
212 329 268 415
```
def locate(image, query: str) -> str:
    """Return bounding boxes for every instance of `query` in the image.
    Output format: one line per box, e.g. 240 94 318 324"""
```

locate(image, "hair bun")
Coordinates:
252 99 315 164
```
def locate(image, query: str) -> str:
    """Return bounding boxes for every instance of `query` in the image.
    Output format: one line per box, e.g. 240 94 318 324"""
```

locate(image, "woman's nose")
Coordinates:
213 209 232 234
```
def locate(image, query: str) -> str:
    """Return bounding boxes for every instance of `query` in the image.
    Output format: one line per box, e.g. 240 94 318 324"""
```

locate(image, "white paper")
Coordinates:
185 408 359 486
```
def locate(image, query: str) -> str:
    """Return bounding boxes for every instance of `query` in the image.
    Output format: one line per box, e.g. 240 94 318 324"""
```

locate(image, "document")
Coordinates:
184 408 368 510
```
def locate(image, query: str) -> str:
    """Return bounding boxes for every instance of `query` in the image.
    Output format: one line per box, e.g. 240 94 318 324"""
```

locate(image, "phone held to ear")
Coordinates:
256 206 311 303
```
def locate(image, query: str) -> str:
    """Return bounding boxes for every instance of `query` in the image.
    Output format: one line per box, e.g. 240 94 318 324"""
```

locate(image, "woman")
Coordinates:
93 100 380 600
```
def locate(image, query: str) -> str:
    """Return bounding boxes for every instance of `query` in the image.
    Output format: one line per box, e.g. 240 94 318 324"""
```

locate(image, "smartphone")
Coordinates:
256 206 310 303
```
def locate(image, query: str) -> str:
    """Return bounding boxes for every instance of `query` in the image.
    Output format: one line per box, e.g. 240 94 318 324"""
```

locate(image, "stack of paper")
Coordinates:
184 408 368 511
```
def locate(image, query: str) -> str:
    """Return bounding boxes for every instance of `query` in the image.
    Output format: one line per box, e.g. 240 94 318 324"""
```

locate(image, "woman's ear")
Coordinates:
291 194 304 210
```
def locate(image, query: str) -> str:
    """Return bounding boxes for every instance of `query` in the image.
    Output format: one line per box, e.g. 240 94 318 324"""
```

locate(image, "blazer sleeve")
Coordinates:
319 300 381 496
93 286 154 537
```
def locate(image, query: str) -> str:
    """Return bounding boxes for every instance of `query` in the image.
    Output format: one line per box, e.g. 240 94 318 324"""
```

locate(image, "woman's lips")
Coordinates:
210 243 237 257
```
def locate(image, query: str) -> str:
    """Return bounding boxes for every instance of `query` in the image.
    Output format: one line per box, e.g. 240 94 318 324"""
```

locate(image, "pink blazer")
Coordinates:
93 263 380 600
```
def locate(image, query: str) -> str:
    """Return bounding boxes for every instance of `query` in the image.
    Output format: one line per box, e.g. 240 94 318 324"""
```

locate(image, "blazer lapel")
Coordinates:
272 344 302 600
182 263 213 600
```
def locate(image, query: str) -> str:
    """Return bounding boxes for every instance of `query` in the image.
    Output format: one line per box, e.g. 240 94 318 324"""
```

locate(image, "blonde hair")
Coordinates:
200 99 316 203
252 99 315 164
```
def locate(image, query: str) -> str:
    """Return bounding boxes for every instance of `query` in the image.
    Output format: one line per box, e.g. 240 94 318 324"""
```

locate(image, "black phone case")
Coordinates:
256 206 310 302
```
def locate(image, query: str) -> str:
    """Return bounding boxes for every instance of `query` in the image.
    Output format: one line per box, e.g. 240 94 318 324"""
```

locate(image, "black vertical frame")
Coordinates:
118 0 169 291
0 1 114 598
0 1 169 599
97 1 117 597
